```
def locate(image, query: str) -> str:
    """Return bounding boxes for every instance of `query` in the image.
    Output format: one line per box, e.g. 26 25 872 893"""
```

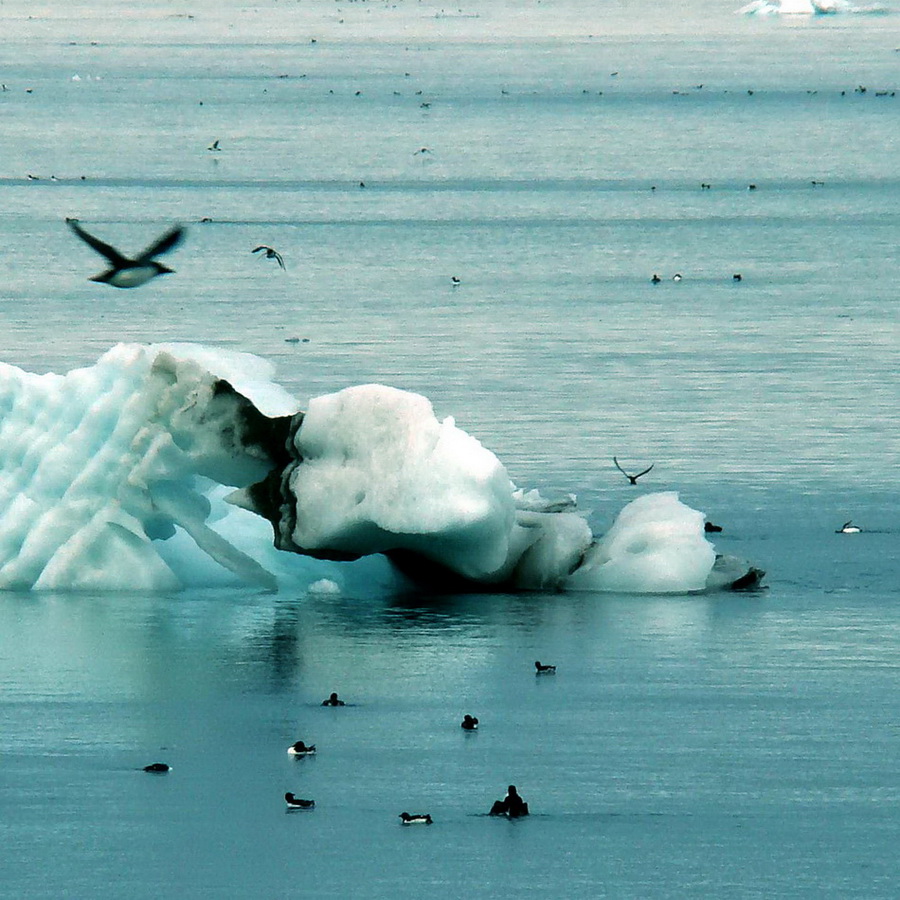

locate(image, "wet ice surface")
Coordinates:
0 0 898 895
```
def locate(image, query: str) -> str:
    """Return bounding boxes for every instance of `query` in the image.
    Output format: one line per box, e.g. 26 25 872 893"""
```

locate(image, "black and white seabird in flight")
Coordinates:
613 457 654 485
252 245 285 270
66 219 185 288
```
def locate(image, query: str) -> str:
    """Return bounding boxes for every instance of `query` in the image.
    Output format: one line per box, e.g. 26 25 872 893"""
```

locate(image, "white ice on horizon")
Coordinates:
737 0 878 14
0 344 742 595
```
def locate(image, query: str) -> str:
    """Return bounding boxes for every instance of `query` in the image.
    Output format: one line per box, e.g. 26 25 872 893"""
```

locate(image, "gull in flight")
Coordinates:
613 456 654 485
252 245 285 270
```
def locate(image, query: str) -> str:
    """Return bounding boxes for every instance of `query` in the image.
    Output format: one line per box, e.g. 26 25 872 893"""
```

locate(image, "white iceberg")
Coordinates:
738 0 884 14
0 344 762 595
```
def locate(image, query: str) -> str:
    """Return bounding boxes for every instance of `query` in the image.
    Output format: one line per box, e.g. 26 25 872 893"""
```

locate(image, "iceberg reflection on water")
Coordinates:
0 344 761 595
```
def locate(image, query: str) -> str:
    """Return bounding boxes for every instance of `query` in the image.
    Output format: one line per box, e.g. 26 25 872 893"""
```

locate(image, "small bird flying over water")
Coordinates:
66 219 185 288
252 245 285 270
613 457 654 485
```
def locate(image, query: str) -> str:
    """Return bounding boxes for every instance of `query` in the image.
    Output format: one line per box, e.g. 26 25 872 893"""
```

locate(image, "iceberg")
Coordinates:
0 344 762 595
738 0 883 14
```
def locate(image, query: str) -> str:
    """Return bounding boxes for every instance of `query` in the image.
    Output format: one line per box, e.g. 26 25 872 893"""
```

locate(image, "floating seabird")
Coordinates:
836 521 861 534
252 245 285 270
285 793 315 810
535 661 556 674
672 273 683 282
143 763 171 773
704 521 723 533
288 741 317 756
489 785 529 818
733 273 742 281
613 456 654 485
729 567 766 590
66 219 184 288
399 812 433 825
651 274 661 284
322 692 345 706
451 276 461 286
207 139 221 151
461 714 479 730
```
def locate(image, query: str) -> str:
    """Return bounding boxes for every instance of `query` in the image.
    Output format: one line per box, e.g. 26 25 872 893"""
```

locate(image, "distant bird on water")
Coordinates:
288 741 316 756
66 218 185 288
252 245 285 270
399 812 433 825
207 139 221 151
535 661 556 674
143 763 171 773
322 692 345 706
613 457 654 485
284 793 315 810
836 521 861 534
461 714 479 730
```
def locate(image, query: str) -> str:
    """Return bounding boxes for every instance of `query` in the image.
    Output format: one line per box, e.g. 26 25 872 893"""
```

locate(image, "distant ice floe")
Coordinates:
738 0 886 13
0 344 762 595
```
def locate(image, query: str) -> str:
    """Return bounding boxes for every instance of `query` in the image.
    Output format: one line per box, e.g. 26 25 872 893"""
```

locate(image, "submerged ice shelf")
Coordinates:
0 344 762 595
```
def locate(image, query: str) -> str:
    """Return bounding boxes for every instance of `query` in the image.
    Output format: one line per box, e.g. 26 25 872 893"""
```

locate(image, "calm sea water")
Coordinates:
0 0 898 896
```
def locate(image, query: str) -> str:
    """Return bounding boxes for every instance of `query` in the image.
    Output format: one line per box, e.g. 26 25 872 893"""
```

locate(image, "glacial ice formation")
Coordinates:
737 0 882 14
0 344 762 595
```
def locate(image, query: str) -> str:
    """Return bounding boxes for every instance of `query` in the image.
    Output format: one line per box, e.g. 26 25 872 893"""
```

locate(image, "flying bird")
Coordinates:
252 245 285 270
613 457 654 485
66 219 185 288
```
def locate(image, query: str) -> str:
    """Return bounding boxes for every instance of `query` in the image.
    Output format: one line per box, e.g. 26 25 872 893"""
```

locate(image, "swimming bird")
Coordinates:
651 274 661 284
535 660 556 674
207 139 221 151
489 785 529 818
252 245 285 270
704 521 723 533
461 714 479 730
733 273 742 282
451 276 461 286
672 273 683 282
284 793 315 810
288 741 317 756
322 692 345 706
66 219 185 288
143 763 171 773
613 457 654 485
399 812 433 825
836 521 861 534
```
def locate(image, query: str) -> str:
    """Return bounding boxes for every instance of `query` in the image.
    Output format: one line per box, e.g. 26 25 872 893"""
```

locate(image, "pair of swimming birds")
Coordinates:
66 219 285 288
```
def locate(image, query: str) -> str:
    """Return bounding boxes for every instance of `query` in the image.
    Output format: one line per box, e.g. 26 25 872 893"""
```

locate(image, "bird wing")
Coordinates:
252 246 270 254
613 457 629 477
136 225 185 262
273 250 285 269
66 219 129 266
634 464 654 479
